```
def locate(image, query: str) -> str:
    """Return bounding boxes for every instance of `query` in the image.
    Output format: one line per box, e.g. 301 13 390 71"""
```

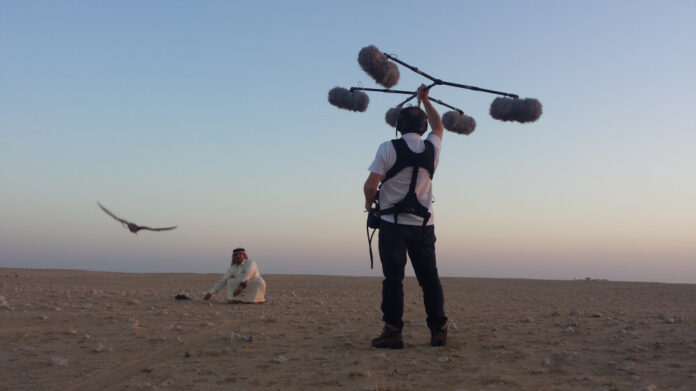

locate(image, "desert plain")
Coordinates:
1 268 696 391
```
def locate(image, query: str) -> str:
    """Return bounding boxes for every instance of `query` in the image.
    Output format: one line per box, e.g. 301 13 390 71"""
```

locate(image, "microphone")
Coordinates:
358 45 400 88
443 111 476 135
385 107 400 127
490 97 542 123
328 87 369 112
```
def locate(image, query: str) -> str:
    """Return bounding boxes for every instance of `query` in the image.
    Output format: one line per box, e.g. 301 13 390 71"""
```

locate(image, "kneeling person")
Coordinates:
203 248 266 303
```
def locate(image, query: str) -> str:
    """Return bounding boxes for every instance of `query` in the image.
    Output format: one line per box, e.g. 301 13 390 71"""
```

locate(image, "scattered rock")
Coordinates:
272 354 287 363
127 319 139 329
93 343 104 353
242 334 253 342
50 356 68 367
159 309 168 315
0 295 12 310
616 360 635 372
127 299 141 305
437 355 449 362
67 328 77 335
569 308 580 316
225 331 241 341
374 352 387 358
591 312 602 318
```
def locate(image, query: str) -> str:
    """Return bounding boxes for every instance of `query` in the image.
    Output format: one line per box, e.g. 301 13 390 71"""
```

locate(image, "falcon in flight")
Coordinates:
97 202 177 234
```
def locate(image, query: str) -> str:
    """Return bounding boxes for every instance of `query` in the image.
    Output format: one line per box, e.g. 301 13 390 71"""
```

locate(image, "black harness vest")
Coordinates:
379 138 435 226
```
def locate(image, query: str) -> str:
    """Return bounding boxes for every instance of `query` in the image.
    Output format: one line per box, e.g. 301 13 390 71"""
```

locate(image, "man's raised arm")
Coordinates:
418 84 443 140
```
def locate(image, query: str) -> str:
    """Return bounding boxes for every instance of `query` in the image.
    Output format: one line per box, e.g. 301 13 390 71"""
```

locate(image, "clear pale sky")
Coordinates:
1 1 694 283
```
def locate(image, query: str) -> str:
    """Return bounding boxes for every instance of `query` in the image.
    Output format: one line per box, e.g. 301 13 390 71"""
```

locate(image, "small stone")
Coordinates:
159 309 168 315
242 334 253 342
225 331 241 341
374 352 387 358
93 343 104 352
569 308 580 316
0 295 11 310
50 356 68 367
522 317 533 323
67 328 77 335
128 299 141 305
272 354 287 363
591 312 602 318
437 355 449 362
127 319 139 329
616 360 635 371
658 368 671 375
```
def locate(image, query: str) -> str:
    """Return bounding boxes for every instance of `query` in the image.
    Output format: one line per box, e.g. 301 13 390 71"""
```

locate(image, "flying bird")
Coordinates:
97 202 177 234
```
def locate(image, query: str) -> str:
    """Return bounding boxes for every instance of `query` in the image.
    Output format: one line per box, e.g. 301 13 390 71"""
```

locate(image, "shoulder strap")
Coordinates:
383 139 410 183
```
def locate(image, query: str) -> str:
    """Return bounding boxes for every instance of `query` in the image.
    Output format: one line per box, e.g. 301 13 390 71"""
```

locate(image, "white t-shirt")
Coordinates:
368 133 441 226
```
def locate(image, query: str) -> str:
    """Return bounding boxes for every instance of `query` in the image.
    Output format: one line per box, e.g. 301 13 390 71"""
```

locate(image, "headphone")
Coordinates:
396 106 428 134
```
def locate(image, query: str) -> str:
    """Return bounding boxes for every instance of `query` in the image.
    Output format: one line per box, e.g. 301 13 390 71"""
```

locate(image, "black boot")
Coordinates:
430 324 447 346
371 323 403 349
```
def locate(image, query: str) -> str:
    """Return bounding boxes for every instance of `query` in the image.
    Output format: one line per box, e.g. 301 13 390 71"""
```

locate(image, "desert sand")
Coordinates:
1 268 695 391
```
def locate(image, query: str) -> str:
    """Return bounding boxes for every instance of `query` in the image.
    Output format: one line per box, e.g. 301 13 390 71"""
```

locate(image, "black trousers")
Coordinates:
378 221 448 332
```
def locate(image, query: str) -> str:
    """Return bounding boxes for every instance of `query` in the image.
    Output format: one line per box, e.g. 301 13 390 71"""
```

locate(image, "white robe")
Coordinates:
208 259 266 303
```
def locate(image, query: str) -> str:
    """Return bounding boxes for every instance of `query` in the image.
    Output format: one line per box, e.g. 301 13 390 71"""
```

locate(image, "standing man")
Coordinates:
204 248 266 303
364 84 448 348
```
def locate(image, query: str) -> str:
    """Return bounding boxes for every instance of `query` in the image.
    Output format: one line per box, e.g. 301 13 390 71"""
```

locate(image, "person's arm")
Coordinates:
418 84 443 140
206 267 233 298
233 260 258 296
364 172 382 212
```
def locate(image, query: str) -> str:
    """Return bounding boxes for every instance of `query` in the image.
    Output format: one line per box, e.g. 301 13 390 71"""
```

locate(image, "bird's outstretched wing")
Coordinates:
97 202 130 225
139 226 178 232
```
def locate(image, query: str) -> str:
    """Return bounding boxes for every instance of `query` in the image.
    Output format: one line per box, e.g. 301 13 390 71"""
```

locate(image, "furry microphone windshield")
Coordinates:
358 45 400 89
385 107 400 127
442 111 476 135
489 97 542 123
328 87 370 112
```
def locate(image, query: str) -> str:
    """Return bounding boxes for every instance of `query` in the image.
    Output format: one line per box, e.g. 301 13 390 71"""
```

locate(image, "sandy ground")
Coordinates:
1 268 696 391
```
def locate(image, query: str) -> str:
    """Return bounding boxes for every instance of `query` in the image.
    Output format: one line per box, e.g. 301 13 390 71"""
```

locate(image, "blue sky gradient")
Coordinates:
1 1 695 282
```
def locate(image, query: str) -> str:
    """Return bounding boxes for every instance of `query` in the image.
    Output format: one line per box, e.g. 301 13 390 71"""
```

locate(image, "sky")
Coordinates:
1 0 695 283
